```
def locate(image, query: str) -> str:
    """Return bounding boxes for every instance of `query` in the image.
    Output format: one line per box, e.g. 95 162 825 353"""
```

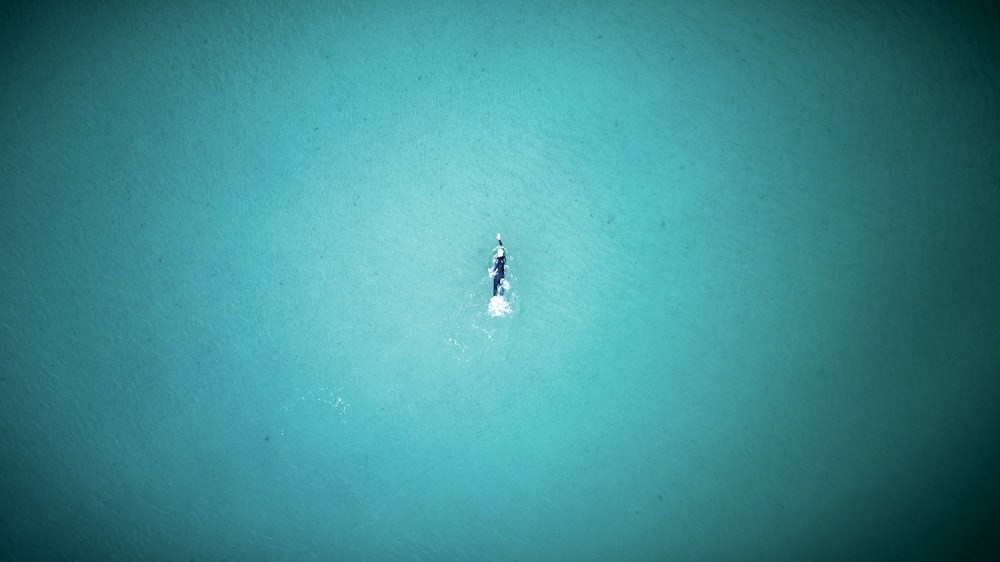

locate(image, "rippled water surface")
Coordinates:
2 1 998 560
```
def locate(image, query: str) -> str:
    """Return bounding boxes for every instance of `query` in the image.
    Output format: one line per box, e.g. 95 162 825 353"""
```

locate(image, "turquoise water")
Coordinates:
2 1 998 560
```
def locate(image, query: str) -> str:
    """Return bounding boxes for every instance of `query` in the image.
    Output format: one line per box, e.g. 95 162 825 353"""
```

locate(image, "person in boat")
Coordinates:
490 232 507 297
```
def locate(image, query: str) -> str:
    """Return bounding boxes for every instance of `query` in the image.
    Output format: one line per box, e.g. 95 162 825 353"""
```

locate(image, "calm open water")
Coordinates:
2 1 998 560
